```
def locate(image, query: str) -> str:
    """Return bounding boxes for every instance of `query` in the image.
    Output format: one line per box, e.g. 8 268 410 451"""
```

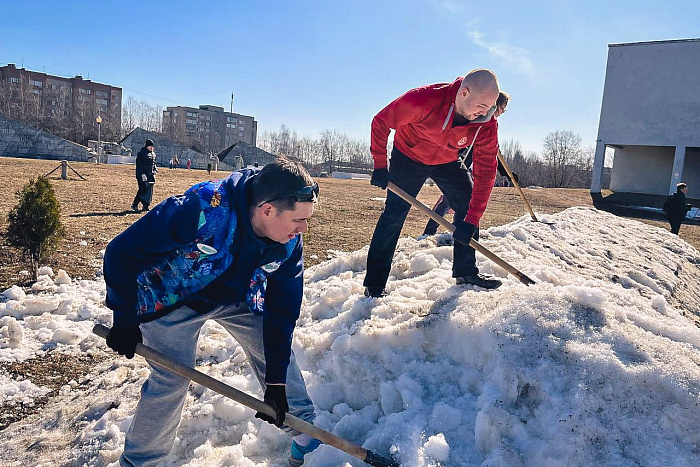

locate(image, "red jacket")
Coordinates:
371 77 499 225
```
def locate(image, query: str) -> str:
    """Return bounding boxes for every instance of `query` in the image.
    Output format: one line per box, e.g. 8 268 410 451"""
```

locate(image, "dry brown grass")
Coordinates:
1 156 698 290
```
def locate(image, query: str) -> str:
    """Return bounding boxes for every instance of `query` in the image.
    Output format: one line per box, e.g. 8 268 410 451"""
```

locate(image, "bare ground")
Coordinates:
1 156 698 290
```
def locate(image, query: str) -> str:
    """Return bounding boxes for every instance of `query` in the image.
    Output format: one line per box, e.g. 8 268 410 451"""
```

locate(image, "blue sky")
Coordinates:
1 0 698 154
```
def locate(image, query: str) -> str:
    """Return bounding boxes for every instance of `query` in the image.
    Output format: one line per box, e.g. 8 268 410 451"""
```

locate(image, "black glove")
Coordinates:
370 168 389 189
106 325 142 359
255 384 288 427
453 220 477 247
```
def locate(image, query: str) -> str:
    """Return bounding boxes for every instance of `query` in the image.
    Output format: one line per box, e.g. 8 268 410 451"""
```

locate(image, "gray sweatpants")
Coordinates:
119 303 315 467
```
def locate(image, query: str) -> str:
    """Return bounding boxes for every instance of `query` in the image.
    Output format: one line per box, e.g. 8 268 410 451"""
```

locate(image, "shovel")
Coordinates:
93 324 399 467
496 151 554 225
387 182 536 286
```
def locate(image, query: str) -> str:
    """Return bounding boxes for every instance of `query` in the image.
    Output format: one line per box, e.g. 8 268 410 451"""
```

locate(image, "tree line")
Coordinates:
257 125 373 174
259 124 594 188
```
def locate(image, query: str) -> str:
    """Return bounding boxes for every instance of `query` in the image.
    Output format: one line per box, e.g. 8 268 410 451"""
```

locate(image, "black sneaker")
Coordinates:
456 274 502 289
364 287 388 298
131 205 139 212
142 206 150 212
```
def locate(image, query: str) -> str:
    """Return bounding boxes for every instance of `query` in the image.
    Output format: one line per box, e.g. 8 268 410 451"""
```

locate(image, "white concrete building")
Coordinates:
591 38 700 195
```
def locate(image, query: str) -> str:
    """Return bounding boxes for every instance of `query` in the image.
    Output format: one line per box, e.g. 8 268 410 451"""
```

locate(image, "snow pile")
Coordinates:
0 207 699 467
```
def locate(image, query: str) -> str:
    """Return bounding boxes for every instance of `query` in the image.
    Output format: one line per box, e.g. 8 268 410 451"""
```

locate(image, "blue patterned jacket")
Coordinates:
104 169 305 383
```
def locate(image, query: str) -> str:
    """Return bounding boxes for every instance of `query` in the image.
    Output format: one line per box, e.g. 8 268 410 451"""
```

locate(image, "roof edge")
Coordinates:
609 38 700 47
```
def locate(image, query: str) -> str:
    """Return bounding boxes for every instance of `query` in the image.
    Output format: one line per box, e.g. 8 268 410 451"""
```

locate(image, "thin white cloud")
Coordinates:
440 0 464 14
469 30 535 75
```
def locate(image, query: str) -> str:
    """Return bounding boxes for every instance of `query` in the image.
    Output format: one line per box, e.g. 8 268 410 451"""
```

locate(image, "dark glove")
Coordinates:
453 220 477 247
106 325 142 359
510 172 519 184
255 384 288 427
370 168 389 189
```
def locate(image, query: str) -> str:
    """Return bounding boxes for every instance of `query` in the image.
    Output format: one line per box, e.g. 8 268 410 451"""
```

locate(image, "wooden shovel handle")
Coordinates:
386 182 535 285
93 324 398 467
496 151 538 222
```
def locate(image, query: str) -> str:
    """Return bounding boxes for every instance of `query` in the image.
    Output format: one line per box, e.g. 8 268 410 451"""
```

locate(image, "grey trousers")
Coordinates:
119 303 315 467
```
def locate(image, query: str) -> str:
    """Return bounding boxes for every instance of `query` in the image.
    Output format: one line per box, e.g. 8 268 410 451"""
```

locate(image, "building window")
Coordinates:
51 84 57 90
96 90 109 98
96 98 108 105
186 118 197 125
79 88 91 94
186 111 198 118
9 77 19 83
29 79 43 87
227 123 236 128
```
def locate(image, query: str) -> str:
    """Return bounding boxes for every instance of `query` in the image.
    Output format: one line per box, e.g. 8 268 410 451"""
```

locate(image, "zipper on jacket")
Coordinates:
458 126 483 170
442 104 454 131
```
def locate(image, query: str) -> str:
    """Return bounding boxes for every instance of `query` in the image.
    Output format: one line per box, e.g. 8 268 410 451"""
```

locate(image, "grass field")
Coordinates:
0 156 697 290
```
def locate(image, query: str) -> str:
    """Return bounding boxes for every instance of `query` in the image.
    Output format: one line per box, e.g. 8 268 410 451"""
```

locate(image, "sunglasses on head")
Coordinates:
259 182 319 206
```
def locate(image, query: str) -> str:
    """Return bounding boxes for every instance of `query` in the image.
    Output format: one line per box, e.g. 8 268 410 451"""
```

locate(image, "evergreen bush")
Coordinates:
6 177 64 280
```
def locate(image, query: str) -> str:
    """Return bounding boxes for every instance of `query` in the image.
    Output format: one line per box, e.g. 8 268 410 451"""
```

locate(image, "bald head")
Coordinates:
461 69 499 95
455 69 500 120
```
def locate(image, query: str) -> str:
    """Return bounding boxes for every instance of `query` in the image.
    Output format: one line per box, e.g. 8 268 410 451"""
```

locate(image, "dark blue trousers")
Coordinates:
364 148 479 291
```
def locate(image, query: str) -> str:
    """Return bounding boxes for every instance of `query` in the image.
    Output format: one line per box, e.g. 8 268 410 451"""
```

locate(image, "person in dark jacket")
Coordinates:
105 158 321 467
422 92 514 237
131 139 157 212
365 69 502 297
666 182 692 235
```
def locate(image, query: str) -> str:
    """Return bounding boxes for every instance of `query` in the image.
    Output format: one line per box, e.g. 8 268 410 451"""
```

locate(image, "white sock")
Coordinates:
293 433 314 447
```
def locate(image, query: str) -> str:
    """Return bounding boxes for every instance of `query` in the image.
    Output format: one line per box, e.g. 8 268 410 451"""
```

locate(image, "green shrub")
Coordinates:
6 177 65 280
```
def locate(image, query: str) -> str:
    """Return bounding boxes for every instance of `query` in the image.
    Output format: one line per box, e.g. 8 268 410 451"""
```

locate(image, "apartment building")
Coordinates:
0 64 122 136
162 104 257 153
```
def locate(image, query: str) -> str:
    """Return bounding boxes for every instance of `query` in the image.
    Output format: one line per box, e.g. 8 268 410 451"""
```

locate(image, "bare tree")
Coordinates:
542 130 587 188
121 96 162 137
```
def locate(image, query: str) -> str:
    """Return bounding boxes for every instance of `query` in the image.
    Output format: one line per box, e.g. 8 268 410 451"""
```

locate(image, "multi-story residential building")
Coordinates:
0 64 122 143
162 104 257 153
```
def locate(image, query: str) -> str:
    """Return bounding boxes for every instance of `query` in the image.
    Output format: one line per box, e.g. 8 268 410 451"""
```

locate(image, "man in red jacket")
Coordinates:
364 69 502 297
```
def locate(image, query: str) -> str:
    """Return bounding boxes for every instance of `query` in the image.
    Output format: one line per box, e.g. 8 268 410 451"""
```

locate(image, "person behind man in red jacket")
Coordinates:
364 69 502 298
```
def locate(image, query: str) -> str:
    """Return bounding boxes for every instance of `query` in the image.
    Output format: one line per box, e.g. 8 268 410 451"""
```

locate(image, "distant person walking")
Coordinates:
664 182 692 235
131 139 157 212
207 162 212 175
186 158 192 170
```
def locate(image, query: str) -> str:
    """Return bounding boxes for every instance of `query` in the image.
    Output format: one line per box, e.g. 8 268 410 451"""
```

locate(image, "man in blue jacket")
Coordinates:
104 157 321 466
